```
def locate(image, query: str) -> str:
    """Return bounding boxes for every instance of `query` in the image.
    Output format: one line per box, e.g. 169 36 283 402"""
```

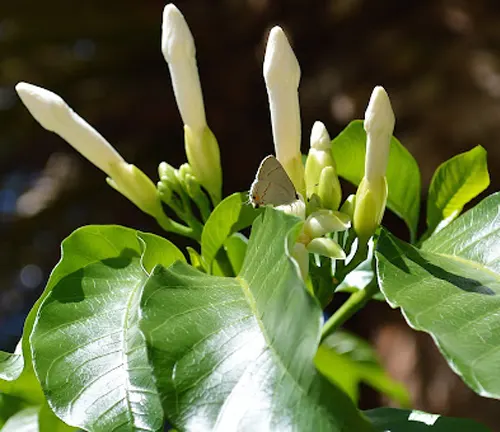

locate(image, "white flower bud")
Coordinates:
162 4 206 133
263 26 304 194
364 86 395 182
16 82 124 176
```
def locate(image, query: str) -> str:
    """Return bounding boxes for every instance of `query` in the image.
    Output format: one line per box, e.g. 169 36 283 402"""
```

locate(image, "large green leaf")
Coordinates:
30 226 184 432
376 193 500 398
426 145 489 236
141 209 373 431
201 192 261 269
365 408 489 431
316 331 410 405
331 120 421 241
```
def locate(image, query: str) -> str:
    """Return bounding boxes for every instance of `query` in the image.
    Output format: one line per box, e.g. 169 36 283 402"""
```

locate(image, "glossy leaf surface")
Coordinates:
377 193 500 398
30 226 184 432
141 209 373 431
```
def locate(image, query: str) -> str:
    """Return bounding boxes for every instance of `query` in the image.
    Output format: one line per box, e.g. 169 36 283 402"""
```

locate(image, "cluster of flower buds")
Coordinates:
14 4 223 241
15 2 395 280
261 24 395 279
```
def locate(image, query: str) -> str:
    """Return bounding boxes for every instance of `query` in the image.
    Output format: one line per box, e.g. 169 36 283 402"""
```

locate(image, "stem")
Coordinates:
320 278 378 342
335 240 368 283
156 214 200 241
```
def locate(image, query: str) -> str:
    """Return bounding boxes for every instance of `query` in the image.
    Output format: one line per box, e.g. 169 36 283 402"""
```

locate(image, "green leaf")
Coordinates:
316 331 410 405
141 209 373 431
30 226 184 432
223 233 248 274
0 404 75 432
201 192 261 270
0 393 26 428
1 406 39 432
365 408 490 431
332 120 421 241
426 145 489 236
376 193 500 398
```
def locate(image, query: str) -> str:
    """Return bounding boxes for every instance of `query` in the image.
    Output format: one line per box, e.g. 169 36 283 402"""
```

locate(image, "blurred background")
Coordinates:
0 0 499 428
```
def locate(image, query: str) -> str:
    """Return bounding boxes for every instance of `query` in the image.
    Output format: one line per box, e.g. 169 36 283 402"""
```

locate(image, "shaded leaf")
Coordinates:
365 408 490 431
316 331 410 405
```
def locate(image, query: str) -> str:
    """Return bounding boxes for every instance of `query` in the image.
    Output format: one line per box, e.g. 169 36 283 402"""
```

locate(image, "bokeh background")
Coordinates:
1 0 500 428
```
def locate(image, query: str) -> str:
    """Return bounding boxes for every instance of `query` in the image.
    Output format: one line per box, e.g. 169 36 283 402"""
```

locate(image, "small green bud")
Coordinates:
184 125 222 206
157 180 173 204
317 166 342 211
107 162 163 218
306 237 346 260
353 176 388 243
185 173 211 221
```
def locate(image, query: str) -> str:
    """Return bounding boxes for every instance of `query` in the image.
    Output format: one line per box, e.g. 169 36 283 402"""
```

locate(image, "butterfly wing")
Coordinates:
250 155 297 206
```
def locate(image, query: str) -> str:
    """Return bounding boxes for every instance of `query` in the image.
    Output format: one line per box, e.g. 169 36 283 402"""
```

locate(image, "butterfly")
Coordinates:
249 155 299 208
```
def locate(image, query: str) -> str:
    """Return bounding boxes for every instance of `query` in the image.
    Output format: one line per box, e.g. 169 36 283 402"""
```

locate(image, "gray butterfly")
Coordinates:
250 155 298 208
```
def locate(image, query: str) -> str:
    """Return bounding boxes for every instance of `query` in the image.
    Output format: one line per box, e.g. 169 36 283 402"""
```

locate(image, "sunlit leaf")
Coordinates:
141 209 373 431
377 193 500 398
30 226 184 431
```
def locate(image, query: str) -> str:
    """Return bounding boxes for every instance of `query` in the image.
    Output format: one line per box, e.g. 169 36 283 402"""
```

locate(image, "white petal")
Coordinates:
162 4 206 133
364 86 395 181
263 26 301 165
310 121 330 151
16 82 124 176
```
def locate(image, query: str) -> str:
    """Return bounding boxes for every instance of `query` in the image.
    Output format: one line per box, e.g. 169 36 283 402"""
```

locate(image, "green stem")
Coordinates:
320 278 378 342
156 214 200 241
335 240 368 283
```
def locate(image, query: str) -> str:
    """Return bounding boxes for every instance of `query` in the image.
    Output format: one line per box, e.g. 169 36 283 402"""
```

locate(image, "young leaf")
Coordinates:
30 226 184 432
141 209 373 431
201 192 261 269
426 145 489 236
376 193 500 398
365 408 489 431
331 120 421 242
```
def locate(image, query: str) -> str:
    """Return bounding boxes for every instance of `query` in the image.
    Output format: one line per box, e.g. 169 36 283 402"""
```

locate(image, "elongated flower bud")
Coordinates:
162 4 206 133
16 82 124 176
364 86 395 183
16 82 162 218
264 26 305 195
162 4 222 205
353 86 394 242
